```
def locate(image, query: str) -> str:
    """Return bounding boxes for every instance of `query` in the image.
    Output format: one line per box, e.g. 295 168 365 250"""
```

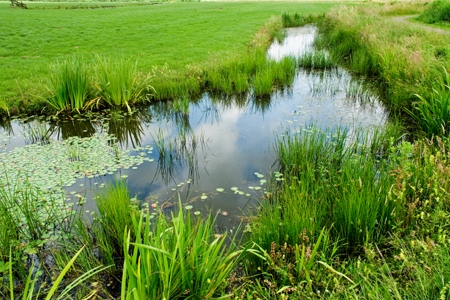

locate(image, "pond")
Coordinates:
0 26 387 229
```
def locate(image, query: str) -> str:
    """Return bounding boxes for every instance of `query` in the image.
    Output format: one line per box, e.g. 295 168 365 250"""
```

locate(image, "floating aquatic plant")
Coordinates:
0 132 151 195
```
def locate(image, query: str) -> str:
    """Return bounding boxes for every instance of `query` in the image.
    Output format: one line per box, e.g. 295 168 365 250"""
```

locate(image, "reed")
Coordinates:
95 56 152 112
252 126 399 255
297 50 335 69
45 58 93 113
122 202 245 299
94 180 139 263
406 70 450 137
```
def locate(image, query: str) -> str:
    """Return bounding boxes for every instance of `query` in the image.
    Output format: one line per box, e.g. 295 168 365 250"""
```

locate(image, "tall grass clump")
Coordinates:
206 55 255 95
95 56 152 113
407 70 450 137
252 57 296 96
418 0 450 23
151 64 203 101
45 58 93 113
0 98 9 117
297 50 335 69
281 12 320 28
93 180 139 267
122 203 245 299
282 12 305 27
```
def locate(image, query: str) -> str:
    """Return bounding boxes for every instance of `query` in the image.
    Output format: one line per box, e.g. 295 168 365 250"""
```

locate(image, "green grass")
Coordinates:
316 3 450 115
94 56 152 112
405 68 450 137
45 57 93 113
297 50 335 69
0 2 336 112
418 0 450 24
251 126 401 254
122 201 245 300
94 180 139 267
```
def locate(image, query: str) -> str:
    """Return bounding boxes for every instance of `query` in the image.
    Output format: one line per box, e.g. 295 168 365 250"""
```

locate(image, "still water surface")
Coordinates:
0 26 387 228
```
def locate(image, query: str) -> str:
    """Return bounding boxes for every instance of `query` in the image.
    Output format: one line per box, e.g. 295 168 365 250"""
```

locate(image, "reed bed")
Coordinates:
252 126 399 254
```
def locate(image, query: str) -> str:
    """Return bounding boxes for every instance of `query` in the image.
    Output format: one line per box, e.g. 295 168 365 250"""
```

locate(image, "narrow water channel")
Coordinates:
0 26 387 229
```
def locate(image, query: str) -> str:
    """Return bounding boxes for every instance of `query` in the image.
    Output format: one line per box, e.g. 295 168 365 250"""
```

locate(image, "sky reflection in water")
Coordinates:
0 26 387 228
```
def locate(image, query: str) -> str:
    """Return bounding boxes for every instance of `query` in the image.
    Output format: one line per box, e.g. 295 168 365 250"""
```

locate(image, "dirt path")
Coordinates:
391 15 450 36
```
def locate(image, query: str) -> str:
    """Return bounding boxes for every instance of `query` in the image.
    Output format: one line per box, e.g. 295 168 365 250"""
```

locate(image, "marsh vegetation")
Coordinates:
2 0 450 299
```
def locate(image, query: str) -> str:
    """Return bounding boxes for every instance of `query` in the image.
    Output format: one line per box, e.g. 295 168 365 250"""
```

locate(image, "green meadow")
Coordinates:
0 1 335 112
4 0 450 299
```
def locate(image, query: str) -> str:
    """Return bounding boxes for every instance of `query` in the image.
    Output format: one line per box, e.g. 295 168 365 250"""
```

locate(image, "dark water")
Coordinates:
0 26 387 228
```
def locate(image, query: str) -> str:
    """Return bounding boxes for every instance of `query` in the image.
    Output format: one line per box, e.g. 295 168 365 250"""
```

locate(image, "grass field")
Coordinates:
0 1 336 111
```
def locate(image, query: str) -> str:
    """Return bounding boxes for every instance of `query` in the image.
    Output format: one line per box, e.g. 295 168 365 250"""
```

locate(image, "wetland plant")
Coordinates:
297 50 335 69
206 55 253 94
281 12 320 28
45 58 94 113
21 121 52 145
252 127 398 254
407 71 450 137
282 12 305 27
94 180 139 265
95 56 152 113
7 246 106 300
0 98 9 116
252 57 296 96
150 68 201 101
122 202 245 300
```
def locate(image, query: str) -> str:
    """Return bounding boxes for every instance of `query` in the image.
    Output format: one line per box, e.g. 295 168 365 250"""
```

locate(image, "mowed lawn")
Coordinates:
0 1 337 102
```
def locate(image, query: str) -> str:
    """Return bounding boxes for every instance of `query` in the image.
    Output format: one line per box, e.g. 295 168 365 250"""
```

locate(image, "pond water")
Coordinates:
0 26 387 229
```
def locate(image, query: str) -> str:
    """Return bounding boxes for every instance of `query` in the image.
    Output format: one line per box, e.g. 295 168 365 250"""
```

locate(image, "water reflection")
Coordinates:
1 26 389 228
0 119 12 135
49 118 99 140
107 110 153 148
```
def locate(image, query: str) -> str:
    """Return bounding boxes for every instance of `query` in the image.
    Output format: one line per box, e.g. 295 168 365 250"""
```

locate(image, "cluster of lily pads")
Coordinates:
0 133 152 193
0 131 154 250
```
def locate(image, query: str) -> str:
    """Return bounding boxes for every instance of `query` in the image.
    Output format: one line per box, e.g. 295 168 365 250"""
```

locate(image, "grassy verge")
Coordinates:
316 2 450 122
